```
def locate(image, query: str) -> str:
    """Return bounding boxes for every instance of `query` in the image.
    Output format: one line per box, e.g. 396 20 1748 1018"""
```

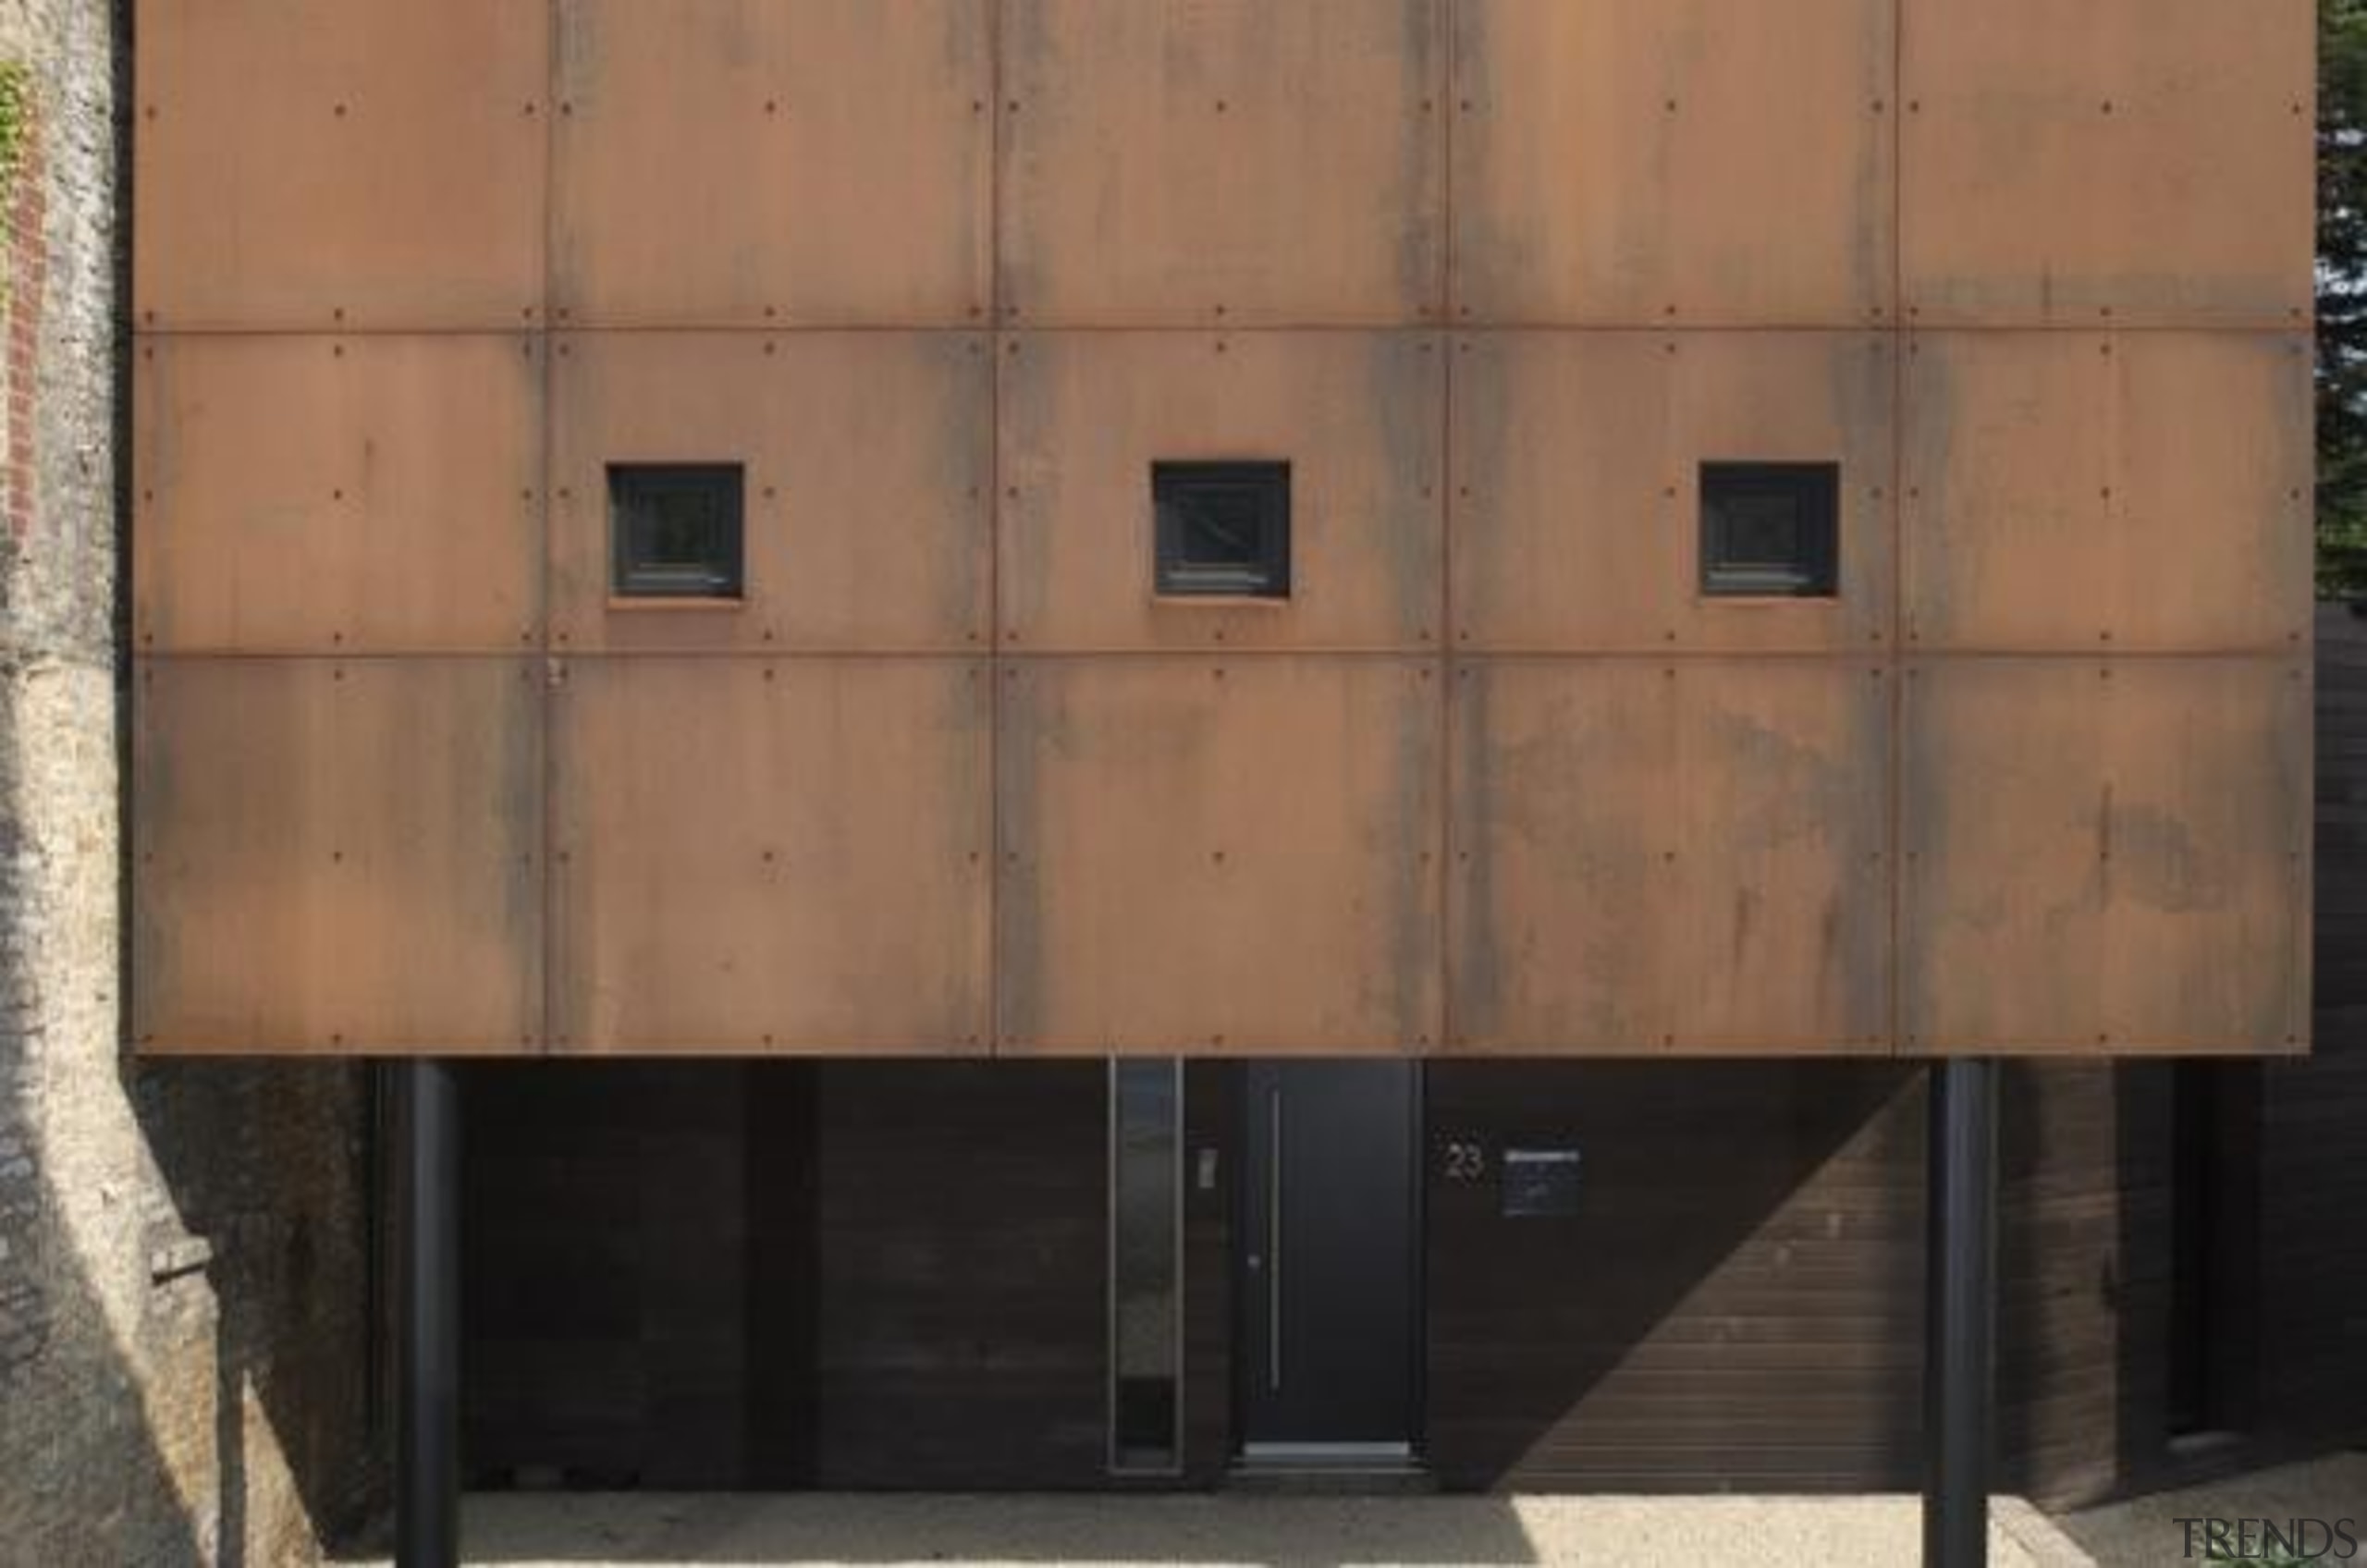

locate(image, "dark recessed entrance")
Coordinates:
1236 1060 1422 1464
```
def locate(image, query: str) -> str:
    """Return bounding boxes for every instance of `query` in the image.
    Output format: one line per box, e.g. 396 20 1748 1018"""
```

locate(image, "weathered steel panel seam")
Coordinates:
538 0 560 1058
1889 0 1907 1060
988 0 1006 1059
1437 0 1458 1062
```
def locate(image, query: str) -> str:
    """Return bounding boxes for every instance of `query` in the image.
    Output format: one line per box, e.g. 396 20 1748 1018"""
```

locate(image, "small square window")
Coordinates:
609 462 745 600
1699 461 1840 598
1153 461 1291 599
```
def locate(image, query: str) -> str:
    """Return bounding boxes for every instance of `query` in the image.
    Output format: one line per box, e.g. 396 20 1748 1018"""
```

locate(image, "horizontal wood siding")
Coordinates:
457 1035 2366 1499
462 1065 755 1487
1995 1063 2165 1509
808 1062 1107 1488
1425 1060 2169 1504
463 1061 1110 1489
1423 1062 1928 1492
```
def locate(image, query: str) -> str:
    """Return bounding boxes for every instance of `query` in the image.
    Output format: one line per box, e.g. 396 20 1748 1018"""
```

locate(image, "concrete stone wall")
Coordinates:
0 2 378 1561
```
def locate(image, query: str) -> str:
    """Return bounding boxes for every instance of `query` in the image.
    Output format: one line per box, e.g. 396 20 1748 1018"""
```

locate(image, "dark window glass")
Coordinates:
1699 461 1840 598
1110 1060 1182 1474
1153 461 1291 598
609 462 745 599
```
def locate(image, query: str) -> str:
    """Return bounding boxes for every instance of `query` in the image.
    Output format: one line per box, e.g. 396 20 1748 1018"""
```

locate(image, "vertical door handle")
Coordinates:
1268 1087 1283 1394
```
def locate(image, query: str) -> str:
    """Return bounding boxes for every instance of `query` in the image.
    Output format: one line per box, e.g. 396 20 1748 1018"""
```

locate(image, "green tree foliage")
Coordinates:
0 63 25 193
2322 0 2367 594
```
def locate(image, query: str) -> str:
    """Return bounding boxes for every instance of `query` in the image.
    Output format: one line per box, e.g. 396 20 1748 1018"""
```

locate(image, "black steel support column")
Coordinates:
1924 1058 1998 1568
399 1060 460 1568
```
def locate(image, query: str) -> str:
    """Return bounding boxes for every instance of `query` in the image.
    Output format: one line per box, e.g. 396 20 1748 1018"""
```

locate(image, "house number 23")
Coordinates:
1443 1141 1487 1182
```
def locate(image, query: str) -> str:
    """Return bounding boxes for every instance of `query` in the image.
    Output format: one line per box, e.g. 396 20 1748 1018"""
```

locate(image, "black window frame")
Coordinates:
1151 459 1293 600
607 461 747 601
1698 460 1841 599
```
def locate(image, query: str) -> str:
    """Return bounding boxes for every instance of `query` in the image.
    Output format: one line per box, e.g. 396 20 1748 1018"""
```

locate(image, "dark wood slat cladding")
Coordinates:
745 1066 819 1487
461 1064 759 1487
1422 1060 2189 1506
806 1060 1237 1488
805 1062 1107 1488
464 1061 1114 1490
457 1035 2361 1500
1993 1063 2165 1510
2261 607 2367 1438
1423 1061 1928 1493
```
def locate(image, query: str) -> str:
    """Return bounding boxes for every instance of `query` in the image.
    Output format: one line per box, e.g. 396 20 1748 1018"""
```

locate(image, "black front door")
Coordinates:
1237 1060 1420 1459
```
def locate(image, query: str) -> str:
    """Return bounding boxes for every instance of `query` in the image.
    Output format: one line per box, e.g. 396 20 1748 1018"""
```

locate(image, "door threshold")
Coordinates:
1237 1441 1416 1465
1228 1445 1433 1494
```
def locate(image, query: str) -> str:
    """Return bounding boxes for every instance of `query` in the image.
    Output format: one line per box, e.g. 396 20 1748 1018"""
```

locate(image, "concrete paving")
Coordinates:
336 1490 2094 1567
2059 1452 2367 1567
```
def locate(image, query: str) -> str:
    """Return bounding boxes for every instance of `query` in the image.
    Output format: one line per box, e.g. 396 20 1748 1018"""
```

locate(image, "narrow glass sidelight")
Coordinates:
1109 1059 1184 1475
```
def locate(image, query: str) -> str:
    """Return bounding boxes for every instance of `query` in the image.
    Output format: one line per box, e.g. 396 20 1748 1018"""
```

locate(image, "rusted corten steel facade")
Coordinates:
129 0 2314 1060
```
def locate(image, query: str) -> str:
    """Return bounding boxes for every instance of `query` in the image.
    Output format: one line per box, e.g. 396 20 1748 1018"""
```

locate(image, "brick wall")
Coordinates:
0 2 378 1560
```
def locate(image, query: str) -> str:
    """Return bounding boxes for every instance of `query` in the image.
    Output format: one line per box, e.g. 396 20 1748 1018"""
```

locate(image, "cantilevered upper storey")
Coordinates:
130 0 2315 1059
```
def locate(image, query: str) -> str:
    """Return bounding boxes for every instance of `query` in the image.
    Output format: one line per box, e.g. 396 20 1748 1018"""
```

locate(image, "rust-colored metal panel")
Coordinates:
1453 331 1894 652
2102 663 2313 1052
1901 658 2310 1054
998 656 1441 1053
1901 0 2313 326
1000 331 1442 651
1450 657 1889 1055
548 332 991 654
134 0 548 330
133 656 544 1055
133 335 543 655
552 0 991 326
1000 0 1444 325
1904 332 2313 654
548 657 991 1054
1669 661 1893 1052
1453 0 1895 325
1448 659 1675 1052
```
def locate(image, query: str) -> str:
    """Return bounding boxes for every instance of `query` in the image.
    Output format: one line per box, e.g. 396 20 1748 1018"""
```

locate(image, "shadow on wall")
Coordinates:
1429 1059 2295 1508
0 647 374 1562
0 853 382 1562
1423 1061 1929 1495
141 1060 385 1557
0 692 215 1564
